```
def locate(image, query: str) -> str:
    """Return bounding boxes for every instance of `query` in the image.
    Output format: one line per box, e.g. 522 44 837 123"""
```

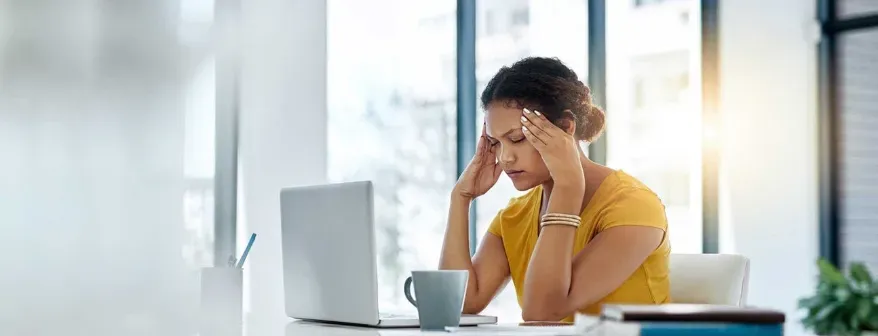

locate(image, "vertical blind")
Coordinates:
839 28 878 270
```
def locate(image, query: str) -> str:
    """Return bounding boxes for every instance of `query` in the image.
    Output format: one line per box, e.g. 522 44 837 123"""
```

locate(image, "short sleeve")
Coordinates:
598 188 668 232
486 209 504 237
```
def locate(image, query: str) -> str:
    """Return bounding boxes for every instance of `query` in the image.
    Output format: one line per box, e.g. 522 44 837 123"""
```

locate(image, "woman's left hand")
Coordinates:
521 108 585 190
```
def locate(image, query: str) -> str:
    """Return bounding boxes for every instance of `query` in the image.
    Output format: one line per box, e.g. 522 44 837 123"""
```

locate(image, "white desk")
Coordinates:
283 320 578 336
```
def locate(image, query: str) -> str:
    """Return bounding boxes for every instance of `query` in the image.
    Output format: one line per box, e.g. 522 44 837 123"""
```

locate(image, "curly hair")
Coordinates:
480 57 606 142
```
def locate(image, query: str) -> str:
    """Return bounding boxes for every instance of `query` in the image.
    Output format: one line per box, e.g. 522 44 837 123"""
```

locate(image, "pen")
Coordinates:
236 233 257 268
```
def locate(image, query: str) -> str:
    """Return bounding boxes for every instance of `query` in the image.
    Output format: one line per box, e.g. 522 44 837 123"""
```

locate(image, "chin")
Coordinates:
510 178 540 192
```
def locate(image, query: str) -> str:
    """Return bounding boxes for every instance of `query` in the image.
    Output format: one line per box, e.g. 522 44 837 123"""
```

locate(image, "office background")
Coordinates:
0 0 876 335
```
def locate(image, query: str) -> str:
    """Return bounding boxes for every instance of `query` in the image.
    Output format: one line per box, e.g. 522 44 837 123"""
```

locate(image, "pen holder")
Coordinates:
199 267 243 336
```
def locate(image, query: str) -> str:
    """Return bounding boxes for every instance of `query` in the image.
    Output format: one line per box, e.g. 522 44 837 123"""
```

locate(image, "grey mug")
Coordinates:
403 270 469 331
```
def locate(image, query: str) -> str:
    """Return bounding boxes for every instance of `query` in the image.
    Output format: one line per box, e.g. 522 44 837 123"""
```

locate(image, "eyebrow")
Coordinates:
486 128 521 141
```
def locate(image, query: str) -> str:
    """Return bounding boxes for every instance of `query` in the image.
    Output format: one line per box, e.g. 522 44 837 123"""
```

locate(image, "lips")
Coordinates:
505 170 524 178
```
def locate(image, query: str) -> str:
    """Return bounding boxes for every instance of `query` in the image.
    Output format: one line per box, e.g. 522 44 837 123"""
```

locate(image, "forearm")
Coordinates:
440 194 474 269
438 194 481 307
522 185 584 321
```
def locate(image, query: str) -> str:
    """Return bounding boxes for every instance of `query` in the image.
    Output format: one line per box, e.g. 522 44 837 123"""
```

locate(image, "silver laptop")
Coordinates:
279 181 497 328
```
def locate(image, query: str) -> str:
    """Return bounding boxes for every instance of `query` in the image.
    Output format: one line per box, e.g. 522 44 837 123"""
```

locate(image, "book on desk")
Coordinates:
576 303 786 336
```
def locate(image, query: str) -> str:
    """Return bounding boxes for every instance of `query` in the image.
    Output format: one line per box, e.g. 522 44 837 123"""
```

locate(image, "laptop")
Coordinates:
279 181 498 328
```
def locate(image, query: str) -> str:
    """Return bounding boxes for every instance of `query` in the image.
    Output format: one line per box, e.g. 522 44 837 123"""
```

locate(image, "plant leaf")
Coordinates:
850 262 873 284
850 309 862 332
799 297 822 309
819 259 847 285
816 301 843 320
858 297 873 320
868 304 878 330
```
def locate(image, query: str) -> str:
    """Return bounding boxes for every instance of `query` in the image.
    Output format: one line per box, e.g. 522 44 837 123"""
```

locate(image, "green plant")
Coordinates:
798 259 878 335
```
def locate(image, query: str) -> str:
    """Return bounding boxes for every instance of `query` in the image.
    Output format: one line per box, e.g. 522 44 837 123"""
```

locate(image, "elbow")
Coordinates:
461 304 483 316
521 300 568 322
461 294 487 315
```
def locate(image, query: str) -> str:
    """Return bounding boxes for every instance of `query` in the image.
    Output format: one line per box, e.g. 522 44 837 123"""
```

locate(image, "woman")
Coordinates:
439 57 670 322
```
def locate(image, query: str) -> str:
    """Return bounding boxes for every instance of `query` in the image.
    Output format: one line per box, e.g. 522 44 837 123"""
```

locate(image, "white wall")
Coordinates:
718 0 819 335
238 0 327 334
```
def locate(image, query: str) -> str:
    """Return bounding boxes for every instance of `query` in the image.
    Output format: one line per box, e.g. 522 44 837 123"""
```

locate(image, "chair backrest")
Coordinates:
669 253 750 306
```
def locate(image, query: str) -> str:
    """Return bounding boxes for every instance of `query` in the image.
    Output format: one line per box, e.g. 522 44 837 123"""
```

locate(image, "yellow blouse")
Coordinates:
487 170 671 322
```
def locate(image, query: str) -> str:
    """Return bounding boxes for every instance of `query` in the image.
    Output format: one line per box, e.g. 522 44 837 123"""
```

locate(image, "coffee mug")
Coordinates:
403 270 468 331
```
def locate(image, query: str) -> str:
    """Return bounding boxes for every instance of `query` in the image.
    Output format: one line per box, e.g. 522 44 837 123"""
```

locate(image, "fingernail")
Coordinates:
523 108 531 114
534 110 542 116
520 116 527 123
522 126 529 132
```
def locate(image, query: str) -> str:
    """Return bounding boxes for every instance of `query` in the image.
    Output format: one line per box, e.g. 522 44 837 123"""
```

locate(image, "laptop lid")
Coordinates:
280 181 380 325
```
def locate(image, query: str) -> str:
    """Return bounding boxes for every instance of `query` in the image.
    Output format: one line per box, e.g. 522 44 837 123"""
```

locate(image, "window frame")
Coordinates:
816 0 878 267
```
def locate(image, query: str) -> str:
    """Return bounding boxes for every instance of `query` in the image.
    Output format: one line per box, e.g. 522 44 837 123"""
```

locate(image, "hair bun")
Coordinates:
579 83 592 107
582 104 606 143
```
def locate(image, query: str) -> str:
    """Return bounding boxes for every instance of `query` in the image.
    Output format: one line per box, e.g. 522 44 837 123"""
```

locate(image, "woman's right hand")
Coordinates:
454 125 503 200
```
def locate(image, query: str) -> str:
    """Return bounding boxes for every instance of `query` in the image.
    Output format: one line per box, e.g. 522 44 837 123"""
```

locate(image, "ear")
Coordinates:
559 110 577 136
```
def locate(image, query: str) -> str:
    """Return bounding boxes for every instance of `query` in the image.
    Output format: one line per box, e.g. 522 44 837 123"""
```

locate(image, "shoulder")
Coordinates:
601 171 663 201
595 171 668 231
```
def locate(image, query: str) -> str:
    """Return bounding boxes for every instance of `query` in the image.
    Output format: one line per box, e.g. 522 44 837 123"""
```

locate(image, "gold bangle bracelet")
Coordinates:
539 220 580 228
540 217 581 224
541 213 582 221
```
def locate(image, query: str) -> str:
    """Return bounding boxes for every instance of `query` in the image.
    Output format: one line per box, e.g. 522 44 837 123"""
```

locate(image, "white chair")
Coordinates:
669 253 750 306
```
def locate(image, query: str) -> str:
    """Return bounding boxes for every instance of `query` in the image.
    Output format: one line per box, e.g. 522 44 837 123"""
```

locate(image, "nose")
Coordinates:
498 145 515 166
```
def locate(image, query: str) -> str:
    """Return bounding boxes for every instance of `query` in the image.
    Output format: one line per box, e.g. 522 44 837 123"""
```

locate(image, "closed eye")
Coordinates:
510 137 525 143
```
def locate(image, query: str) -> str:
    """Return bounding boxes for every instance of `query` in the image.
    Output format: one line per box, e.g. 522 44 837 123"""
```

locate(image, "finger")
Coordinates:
486 138 498 156
520 114 550 143
474 136 494 166
522 125 547 147
475 122 493 155
521 108 547 134
524 108 561 137
474 134 487 155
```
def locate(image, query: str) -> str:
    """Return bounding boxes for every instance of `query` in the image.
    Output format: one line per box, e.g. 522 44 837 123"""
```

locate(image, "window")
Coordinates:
838 28 878 271
634 0 669 7
182 56 217 268
485 10 497 36
838 0 878 19
511 8 530 27
630 52 690 112
475 0 589 323
327 0 456 315
606 0 702 253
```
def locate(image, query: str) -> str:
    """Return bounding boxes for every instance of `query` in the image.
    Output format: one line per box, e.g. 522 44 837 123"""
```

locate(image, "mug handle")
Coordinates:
403 276 417 307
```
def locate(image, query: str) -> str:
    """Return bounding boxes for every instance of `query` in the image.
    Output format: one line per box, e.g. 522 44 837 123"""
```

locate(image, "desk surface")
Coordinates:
283 320 577 336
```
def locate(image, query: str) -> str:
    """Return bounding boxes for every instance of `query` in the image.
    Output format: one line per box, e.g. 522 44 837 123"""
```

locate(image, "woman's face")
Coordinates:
484 102 552 191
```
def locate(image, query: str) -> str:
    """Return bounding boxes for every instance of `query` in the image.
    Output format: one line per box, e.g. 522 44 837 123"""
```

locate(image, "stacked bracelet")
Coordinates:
540 213 581 228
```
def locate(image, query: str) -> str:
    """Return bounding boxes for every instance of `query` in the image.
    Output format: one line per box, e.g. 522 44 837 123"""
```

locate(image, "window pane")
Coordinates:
474 0 589 323
327 0 457 314
839 28 878 271
838 0 878 19
606 0 703 253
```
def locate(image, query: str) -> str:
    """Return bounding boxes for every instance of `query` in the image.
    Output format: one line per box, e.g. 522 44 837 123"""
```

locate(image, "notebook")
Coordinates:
600 304 786 324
